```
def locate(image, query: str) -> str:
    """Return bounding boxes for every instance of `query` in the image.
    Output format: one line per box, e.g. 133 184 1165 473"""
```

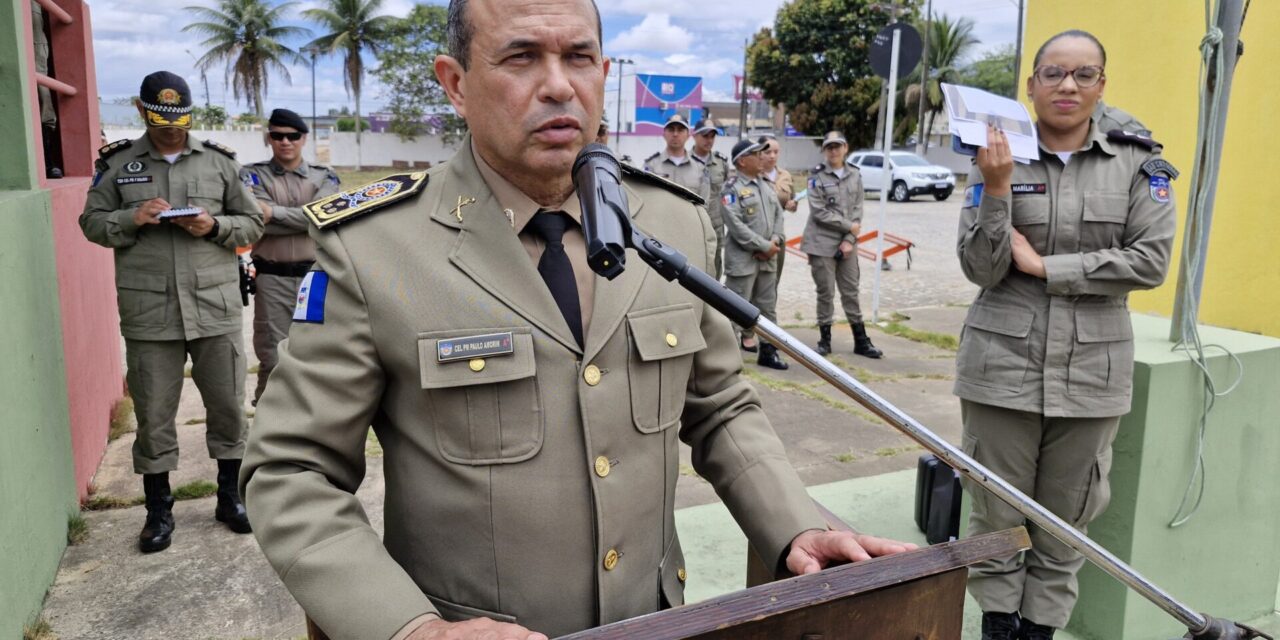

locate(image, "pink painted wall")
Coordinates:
36 0 122 497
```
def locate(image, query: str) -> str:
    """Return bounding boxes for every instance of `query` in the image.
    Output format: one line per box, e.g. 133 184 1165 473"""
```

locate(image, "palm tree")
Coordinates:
184 0 309 121
901 14 980 151
304 0 396 170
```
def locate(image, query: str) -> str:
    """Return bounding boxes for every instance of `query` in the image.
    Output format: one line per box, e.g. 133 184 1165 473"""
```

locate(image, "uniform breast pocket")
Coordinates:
1011 196 1051 253
116 270 169 326
1081 192 1130 251
1068 306 1134 397
418 329 543 465
188 180 225 215
956 303 1035 392
119 183 160 207
626 305 707 433
195 265 239 321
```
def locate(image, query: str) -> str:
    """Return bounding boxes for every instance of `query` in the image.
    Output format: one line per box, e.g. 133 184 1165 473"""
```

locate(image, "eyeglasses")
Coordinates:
268 131 304 141
1034 65 1105 88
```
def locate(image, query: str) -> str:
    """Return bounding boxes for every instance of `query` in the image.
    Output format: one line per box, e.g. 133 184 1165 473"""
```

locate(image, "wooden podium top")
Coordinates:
558 528 1030 640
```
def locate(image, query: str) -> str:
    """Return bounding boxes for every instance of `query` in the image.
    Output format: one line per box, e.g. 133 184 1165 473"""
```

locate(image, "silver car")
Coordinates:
847 150 956 202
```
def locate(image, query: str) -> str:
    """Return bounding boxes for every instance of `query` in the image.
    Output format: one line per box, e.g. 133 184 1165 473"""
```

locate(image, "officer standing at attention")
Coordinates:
240 108 341 404
802 131 883 359
956 31 1175 640
240 1 915 638
643 113 709 201
722 138 789 370
80 71 264 552
690 118 730 278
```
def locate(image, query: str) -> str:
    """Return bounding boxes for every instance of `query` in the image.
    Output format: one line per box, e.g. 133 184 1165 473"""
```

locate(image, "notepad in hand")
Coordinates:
159 207 202 219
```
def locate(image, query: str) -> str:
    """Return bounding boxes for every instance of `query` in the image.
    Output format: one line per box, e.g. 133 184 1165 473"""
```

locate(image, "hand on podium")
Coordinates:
406 615 547 640
785 530 918 575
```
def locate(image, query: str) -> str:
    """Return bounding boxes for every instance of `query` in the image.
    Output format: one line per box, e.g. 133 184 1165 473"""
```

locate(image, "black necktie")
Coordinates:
527 210 584 347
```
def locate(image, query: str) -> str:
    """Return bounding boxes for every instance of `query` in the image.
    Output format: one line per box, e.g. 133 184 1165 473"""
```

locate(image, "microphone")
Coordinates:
572 143 630 280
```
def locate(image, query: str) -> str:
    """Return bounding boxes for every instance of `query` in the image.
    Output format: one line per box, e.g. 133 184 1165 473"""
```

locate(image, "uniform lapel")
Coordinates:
436 145 583 354
582 181 649 363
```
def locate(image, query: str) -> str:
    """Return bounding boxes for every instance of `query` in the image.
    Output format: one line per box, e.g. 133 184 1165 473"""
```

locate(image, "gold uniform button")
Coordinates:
594 456 611 478
603 548 619 571
665 333 679 348
677 568 687 583
469 359 486 372
583 364 602 386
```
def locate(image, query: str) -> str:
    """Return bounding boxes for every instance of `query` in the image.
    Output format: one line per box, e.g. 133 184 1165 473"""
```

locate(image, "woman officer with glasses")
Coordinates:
953 30 1177 640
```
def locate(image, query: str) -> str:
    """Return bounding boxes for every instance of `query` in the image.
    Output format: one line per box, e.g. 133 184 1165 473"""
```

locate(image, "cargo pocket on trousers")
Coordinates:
658 534 686 610
959 433 986 516
627 304 707 434
1072 448 1114 527
418 329 542 465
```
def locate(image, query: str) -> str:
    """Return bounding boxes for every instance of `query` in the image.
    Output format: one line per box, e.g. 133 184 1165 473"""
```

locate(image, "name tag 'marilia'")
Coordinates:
437 332 515 363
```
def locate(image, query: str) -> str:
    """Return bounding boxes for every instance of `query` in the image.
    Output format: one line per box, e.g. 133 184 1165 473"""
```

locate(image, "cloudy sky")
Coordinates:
87 0 1019 117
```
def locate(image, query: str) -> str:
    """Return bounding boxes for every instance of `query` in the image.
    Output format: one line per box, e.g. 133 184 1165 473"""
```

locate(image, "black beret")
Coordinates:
268 108 309 133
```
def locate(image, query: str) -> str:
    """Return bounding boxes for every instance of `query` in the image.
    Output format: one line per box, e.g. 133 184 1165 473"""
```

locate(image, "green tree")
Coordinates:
747 0 922 147
900 14 980 149
373 4 464 141
184 0 309 120
192 104 229 128
304 0 397 170
960 44 1017 98
335 117 370 132
235 112 263 126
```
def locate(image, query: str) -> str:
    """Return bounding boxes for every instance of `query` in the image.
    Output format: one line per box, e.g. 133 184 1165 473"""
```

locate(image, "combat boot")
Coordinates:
816 324 832 355
852 321 883 359
1019 619 1055 640
981 611 1021 640
757 343 790 370
139 473 175 553
214 459 252 534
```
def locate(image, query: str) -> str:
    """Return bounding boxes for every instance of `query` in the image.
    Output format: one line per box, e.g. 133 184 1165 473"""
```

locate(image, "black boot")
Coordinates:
1018 619 1055 640
139 473 175 553
852 321 884 359
215 459 252 534
981 611 1021 640
757 343 790 370
739 334 758 353
816 324 832 356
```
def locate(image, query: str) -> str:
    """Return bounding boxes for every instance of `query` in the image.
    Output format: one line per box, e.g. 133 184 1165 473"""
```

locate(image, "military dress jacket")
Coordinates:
241 160 341 264
644 150 710 201
241 142 827 640
693 150 730 232
720 175 785 278
80 135 264 341
801 163 863 257
954 124 1176 418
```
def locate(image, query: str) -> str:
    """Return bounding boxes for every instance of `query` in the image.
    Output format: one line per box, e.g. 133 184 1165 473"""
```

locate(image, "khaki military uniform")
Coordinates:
241 139 826 640
721 175 785 335
802 163 865 325
693 150 730 278
1094 101 1151 137
644 150 710 201
763 167 796 282
81 135 264 473
240 160 341 402
954 123 1176 627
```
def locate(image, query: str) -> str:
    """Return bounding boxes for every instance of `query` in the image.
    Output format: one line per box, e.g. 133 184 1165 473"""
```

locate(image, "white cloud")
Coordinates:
606 14 693 54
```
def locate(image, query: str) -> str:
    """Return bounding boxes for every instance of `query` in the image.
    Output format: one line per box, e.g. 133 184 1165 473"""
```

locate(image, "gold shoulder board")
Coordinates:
304 172 430 230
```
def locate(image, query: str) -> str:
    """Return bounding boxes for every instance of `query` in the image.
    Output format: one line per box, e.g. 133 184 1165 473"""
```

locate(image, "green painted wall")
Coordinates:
1069 315 1280 639
0 2 77 637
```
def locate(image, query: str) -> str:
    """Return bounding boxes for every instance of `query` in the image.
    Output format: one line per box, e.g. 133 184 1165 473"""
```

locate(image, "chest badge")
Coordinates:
451 195 476 223
124 161 146 174
437 332 515 363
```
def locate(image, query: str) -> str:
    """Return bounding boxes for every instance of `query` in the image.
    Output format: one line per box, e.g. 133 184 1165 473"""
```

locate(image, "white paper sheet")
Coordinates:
941 83 1040 163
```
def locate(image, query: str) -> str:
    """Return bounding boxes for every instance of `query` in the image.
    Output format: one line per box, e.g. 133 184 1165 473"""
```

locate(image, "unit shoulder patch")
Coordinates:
303 172 429 230
620 163 705 206
1106 129 1160 151
1140 158 1179 180
202 139 237 159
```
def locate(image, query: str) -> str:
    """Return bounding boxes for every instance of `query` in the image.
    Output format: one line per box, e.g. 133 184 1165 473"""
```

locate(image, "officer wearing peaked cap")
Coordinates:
690 118 730 278
241 108 341 404
80 70 264 553
643 113 710 203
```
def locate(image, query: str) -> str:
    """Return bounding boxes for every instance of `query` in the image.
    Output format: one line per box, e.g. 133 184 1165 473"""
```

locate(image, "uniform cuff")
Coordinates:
390 613 441 640
842 233 857 245
1042 253 1083 296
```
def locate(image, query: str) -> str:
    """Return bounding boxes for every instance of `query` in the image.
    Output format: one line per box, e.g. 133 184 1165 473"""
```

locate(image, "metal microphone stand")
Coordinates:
600 204 1268 640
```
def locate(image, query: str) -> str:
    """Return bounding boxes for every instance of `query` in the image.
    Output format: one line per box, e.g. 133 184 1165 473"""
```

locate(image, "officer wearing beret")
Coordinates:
240 1 913 638
690 118 730 278
722 138 789 370
643 113 710 202
802 131 883 359
240 108 341 404
80 71 264 552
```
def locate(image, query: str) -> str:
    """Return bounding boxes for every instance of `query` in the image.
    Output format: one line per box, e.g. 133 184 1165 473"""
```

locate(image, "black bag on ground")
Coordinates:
915 453 962 544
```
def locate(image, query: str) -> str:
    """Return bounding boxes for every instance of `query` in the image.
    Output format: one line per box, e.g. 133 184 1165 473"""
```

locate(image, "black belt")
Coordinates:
252 257 314 278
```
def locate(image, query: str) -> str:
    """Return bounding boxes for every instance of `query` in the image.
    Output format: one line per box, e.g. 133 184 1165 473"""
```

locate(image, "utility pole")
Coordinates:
915 0 932 154
306 46 318 135
1013 0 1025 91
610 57 632 151
739 39 749 140
871 1 903 149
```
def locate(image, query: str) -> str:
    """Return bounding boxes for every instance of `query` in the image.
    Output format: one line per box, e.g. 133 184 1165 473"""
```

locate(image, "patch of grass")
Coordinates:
83 494 144 511
184 417 207 426
879 322 959 351
67 512 89 545
742 368 881 424
109 396 135 441
172 480 218 501
874 444 925 458
833 451 859 463
901 372 954 381
792 311 804 322
184 366 193 378
889 311 911 322
678 463 701 478
23 616 56 640
248 363 260 374
365 431 383 458
824 355 895 382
